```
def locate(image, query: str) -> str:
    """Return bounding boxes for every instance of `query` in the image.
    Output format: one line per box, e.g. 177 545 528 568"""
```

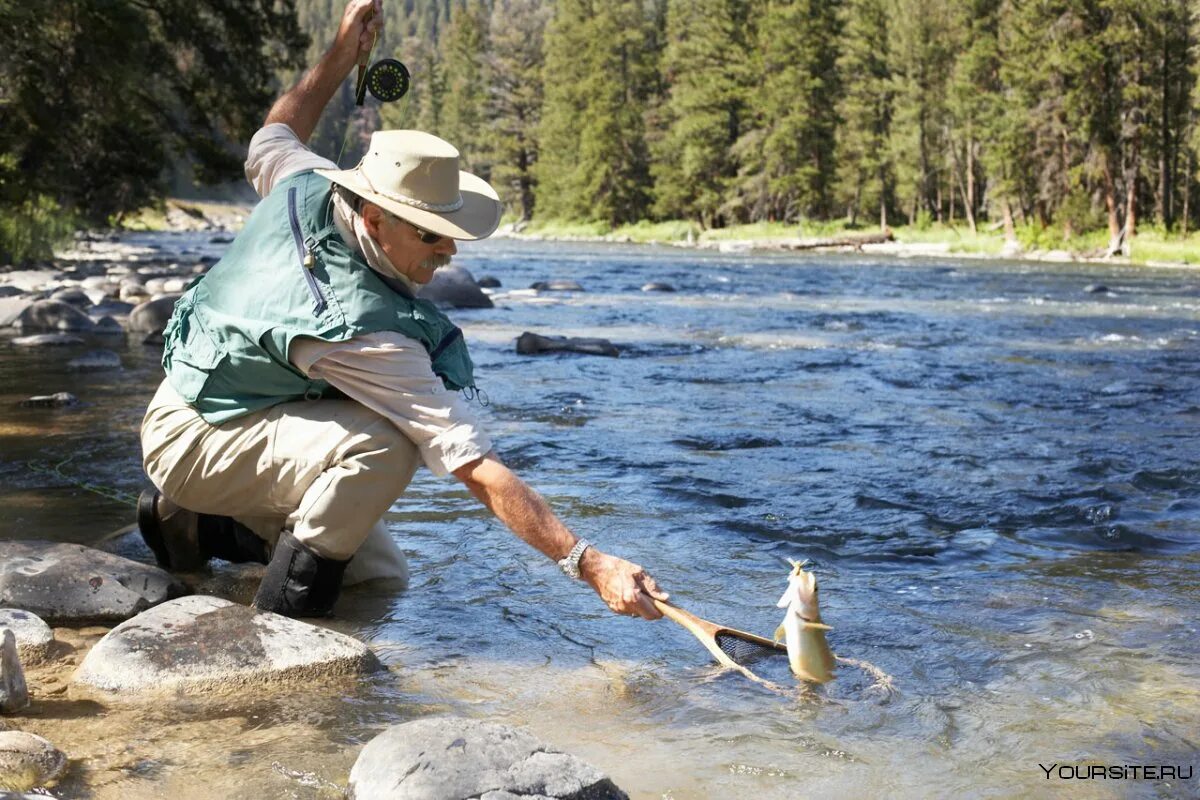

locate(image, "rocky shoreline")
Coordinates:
0 535 630 798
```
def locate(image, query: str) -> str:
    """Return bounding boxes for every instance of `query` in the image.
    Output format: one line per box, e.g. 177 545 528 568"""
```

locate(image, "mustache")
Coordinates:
421 253 452 270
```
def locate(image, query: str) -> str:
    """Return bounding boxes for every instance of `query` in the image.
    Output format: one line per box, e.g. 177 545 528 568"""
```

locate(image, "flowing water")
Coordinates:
1 234 1198 798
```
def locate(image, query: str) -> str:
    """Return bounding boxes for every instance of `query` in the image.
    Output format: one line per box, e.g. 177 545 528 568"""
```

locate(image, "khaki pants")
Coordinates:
140 380 418 585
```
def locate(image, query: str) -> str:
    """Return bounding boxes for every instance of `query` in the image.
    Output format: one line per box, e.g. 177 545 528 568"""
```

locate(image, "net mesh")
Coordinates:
715 632 785 665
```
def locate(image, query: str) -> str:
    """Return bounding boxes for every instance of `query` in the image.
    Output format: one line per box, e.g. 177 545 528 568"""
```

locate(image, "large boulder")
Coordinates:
349 717 628 800
516 332 620 358
13 301 94 333
0 611 53 665
417 265 494 309
0 732 67 792
126 294 181 334
0 541 183 625
73 596 381 694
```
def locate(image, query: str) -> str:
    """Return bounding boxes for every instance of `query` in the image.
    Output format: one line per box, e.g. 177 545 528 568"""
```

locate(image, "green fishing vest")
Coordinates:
161 170 476 424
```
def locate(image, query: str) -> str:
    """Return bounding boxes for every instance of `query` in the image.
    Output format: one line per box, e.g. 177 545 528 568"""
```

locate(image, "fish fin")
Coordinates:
773 624 786 644
801 621 833 631
776 588 792 608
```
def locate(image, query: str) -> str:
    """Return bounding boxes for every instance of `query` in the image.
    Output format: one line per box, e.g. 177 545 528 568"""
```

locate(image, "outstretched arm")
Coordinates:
454 452 669 619
263 0 382 142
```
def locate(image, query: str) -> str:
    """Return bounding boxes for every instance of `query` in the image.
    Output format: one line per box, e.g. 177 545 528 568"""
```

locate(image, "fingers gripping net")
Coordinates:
715 632 785 665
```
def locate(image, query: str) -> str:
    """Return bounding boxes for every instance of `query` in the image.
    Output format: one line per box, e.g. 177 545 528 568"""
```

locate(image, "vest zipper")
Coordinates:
287 187 327 315
430 326 463 361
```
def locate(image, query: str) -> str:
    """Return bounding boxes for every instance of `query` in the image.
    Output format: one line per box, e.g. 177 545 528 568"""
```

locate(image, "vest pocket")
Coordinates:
164 310 227 403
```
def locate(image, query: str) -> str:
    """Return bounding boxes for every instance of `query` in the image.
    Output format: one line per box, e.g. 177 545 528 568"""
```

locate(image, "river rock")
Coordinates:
0 299 33 328
516 332 620 358
86 300 133 319
91 316 124 336
0 271 59 293
0 732 67 792
0 541 183 625
417 266 494 309
17 393 78 409
66 350 122 371
0 611 53 665
126 295 180 334
73 596 381 694
10 334 84 348
47 288 91 309
530 280 585 292
348 717 628 800
13 301 94 333
641 282 676 292
1084 284 1112 295
477 276 501 288
0 631 28 714
0 287 23 299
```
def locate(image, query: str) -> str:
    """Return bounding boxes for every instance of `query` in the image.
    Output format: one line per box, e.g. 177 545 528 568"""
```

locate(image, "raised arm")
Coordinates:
453 452 669 619
263 0 382 143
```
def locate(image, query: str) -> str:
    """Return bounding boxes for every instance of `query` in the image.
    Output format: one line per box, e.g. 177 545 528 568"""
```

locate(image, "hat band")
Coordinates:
359 168 464 213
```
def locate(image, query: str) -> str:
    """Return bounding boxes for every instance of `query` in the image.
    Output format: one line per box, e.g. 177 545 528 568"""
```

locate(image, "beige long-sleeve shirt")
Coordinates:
243 123 491 477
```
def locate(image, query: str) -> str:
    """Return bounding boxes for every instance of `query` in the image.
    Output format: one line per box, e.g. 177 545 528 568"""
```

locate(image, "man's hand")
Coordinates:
579 548 669 620
334 0 383 63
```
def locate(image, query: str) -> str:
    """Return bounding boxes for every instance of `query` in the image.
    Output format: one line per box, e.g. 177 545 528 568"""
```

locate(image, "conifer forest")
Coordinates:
4 1 1200 255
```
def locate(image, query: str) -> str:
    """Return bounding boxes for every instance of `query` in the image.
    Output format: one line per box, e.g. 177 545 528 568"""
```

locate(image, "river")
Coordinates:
1 233 1198 798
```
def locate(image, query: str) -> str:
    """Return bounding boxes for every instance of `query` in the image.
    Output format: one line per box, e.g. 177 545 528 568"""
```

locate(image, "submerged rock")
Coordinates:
0 731 67 792
0 631 28 714
13 301 95 333
0 611 53 665
530 280 585 292
66 350 122 371
127 294 182 334
348 717 628 800
17 393 78 409
516 332 620 358
10 335 85 348
417 266 494 309
0 541 183 625
476 275 502 288
641 282 676 292
74 596 381 694
47 288 91 309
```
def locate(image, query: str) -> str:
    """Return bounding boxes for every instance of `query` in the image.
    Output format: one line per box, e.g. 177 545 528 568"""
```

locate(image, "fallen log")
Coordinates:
769 230 895 251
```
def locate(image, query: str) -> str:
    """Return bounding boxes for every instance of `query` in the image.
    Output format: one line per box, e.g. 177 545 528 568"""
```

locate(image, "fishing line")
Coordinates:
26 455 138 508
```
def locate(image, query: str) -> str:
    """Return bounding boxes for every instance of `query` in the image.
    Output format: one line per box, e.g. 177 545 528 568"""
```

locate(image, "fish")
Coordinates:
773 558 836 683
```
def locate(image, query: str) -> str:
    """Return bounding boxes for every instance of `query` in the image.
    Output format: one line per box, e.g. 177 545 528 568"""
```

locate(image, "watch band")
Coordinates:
557 539 591 580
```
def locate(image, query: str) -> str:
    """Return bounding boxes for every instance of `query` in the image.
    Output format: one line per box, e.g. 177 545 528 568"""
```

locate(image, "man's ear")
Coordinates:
361 202 385 238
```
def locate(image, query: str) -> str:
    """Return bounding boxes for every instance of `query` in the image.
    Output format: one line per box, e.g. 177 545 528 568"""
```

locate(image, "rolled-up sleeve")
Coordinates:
290 332 492 477
244 123 338 198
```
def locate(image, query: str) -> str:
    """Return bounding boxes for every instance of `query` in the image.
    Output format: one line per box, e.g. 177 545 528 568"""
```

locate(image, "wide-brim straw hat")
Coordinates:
315 130 502 241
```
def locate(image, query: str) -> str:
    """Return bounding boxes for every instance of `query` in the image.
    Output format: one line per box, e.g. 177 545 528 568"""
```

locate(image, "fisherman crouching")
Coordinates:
136 0 668 620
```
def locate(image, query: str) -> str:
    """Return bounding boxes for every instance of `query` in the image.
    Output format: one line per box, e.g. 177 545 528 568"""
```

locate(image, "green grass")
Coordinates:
0 195 81 265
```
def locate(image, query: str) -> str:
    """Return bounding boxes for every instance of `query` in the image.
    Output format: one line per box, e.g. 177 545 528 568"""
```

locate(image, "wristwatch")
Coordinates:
557 539 591 580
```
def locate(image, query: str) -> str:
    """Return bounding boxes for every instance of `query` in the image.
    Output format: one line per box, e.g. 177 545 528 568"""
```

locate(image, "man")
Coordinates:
137 0 668 621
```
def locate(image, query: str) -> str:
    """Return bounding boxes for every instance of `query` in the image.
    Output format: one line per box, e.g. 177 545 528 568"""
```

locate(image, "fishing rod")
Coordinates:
337 19 411 167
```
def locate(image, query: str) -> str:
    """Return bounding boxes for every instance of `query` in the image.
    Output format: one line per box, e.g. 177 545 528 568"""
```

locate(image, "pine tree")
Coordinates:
438 0 491 174
739 0 842 222
946 0 1002 233
536 0 655 224
652 0 752 227
486 0 550 220
835 0 895 228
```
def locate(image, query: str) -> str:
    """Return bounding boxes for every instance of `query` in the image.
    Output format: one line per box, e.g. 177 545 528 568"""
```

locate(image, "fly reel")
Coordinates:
355 58 410 105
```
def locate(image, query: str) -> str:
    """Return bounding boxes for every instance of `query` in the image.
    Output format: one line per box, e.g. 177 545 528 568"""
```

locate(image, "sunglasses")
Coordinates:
408 221 444 245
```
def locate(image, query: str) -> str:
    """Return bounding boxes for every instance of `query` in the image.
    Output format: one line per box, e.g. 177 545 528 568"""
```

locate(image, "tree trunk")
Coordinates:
1157 21 1172 229
1103 152 1122 254
1002 199 1015 242
1184 149 1194 235
1126 135 1140 248
966 135 977 234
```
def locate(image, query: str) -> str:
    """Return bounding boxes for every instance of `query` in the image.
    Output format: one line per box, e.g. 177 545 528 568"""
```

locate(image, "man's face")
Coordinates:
362 203 457 284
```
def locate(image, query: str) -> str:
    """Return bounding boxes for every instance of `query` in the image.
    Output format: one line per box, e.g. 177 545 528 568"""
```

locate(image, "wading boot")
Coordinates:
252 531 350 618
137 489 270 571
